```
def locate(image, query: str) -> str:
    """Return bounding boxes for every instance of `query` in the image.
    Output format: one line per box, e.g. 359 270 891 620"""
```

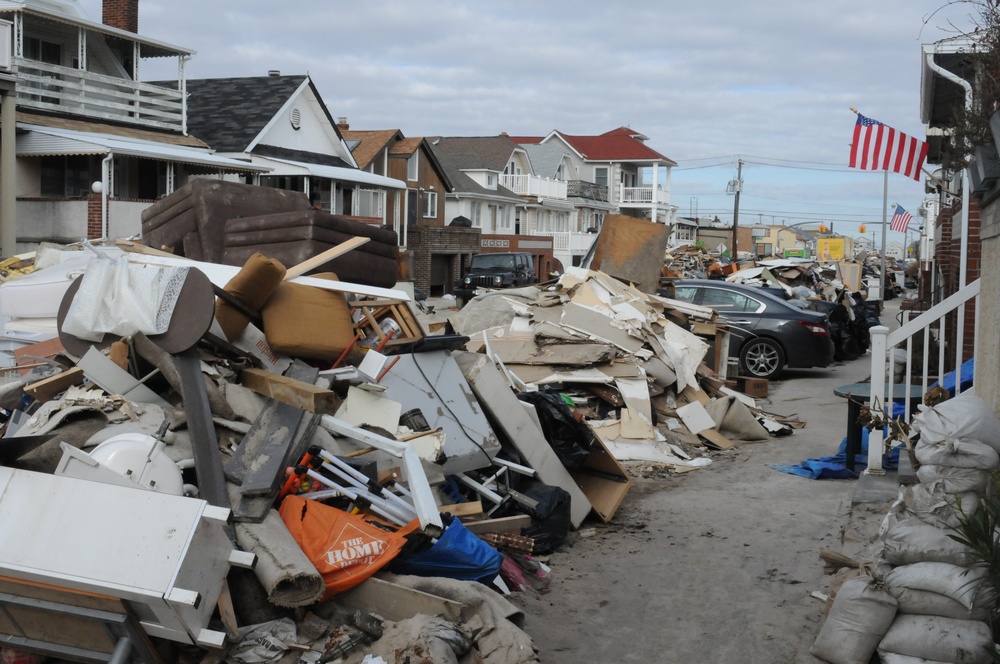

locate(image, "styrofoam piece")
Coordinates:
0 256 91 318
3 317 59 342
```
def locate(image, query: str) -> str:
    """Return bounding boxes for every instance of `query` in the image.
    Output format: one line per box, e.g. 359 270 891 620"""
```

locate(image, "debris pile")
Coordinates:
811 392 1000 664
0 234 798 664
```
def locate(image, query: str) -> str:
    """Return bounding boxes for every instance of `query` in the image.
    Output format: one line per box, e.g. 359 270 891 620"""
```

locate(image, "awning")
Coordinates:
539 198 577 211
264 157 407 190
17 124 271 172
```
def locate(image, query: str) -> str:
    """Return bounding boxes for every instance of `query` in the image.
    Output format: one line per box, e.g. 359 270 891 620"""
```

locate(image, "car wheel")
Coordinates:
739 337 785 380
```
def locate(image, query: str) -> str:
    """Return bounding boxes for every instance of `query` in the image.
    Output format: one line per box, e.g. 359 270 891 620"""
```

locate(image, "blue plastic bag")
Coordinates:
392 518 502 582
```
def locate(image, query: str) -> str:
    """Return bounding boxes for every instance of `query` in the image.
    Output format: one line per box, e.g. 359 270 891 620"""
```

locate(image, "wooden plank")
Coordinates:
108 341 129 371
699 428 735 450
570 429 632 523
239 367 341 415
335 575 461 622
24 367 84 403
13 337 66 374
282 237 370 281
461 514 531 535
439 501 483 518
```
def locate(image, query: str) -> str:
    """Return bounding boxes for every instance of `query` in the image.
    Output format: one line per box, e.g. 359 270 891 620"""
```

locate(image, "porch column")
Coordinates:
0 78 16 257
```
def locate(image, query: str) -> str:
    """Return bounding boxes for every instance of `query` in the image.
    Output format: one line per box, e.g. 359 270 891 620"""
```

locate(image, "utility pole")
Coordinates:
730 158 743 259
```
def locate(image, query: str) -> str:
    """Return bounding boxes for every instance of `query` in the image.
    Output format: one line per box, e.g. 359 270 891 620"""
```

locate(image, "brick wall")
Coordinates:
103 0 139 32
930 195 981 368
408 226 481 295
87 193 102 239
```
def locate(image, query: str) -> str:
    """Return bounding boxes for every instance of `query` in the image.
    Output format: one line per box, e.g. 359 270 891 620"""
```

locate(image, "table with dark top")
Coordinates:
834 382 925 473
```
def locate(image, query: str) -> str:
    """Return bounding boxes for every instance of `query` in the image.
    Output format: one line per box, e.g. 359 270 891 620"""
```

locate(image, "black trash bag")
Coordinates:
496 480 572 554
516 390 593 469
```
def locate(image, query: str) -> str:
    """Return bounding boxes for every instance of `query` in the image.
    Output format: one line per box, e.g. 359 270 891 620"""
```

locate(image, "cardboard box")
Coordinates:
734 376 768 398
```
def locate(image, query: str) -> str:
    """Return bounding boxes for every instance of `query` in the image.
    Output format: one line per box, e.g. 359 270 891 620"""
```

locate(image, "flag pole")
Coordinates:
880 169 888 308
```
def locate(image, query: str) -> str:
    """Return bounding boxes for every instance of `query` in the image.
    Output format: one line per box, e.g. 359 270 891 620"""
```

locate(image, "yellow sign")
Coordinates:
818 238 846 261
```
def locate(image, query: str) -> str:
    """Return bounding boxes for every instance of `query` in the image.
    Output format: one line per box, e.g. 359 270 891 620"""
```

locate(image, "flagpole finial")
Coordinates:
850 106 859 115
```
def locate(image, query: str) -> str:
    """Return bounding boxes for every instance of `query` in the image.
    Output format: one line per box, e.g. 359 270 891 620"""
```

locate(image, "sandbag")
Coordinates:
884 561 989 611
916 464 990 494
911 392 1000 453
878 653 951 664
893 483 979 530
913 437 999 470
889 587 991 621
809 575 897 664
879 511 975 566
877 615 993 664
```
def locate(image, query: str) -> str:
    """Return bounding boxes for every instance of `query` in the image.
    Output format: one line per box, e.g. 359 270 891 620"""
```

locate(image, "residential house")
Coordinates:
919 34 981 371
3 0 269 250
342 125 479 297
172 74 405 227
428 135 558 280
512 127 677 266
750 225 815 258
670 217 698 246
918 34 1000 406
695 217 753 257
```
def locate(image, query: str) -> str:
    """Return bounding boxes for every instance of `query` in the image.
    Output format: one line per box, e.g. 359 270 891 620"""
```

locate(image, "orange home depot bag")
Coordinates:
279 495 418 598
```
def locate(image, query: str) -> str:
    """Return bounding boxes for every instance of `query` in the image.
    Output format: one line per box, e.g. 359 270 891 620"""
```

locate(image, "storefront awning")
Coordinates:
265 157 407 190
17 124 271 172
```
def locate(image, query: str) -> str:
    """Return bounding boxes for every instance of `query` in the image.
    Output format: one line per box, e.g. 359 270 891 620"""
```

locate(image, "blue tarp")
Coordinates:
772 357 974 480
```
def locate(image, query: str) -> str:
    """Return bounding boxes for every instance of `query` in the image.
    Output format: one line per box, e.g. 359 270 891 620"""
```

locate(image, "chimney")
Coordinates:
103 0 139 33
337 117 349 131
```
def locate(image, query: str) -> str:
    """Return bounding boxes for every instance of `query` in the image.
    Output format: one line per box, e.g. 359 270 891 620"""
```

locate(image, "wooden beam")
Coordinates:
24 367 84 403
460 514 531 535
239 367 341 415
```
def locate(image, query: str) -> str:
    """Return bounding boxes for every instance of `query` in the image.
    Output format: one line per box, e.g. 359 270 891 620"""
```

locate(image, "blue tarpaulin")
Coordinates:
772 357 974 480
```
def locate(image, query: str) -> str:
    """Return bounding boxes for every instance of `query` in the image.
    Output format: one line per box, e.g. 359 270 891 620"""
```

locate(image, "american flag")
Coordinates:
849 113 928 181
889 205 912 233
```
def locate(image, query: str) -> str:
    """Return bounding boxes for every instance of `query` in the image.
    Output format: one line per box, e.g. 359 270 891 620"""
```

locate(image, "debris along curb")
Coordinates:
0 230 803 663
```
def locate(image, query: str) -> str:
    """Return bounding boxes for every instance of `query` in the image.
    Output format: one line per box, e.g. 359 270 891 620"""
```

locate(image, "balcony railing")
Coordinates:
499 174 567 199
566 180 609 201
14 57 184 132
864 279 980 474
533 230 598 255
620 186 671 206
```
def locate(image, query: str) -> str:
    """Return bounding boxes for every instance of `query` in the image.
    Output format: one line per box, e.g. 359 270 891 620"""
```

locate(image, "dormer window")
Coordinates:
486 174 495 187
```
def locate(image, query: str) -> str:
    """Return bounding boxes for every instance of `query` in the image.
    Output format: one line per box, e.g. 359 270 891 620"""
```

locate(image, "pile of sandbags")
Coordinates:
811 392 1000 664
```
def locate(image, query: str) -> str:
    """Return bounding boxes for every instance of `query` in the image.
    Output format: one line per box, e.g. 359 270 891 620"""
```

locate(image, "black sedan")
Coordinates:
666 279 835 380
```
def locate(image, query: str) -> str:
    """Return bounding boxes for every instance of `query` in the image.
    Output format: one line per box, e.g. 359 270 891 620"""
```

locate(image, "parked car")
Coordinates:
665 279 835 380
455 252 537 305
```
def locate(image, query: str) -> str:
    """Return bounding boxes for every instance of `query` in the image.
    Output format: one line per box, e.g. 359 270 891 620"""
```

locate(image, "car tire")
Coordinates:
739 337 785 380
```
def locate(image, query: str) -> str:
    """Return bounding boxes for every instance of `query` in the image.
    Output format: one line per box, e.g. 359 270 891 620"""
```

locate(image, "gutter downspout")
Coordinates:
101 153 112 239
925 50 972 290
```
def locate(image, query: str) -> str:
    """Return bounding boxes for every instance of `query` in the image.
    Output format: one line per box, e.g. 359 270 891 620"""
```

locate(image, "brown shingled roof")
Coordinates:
341 129 402 169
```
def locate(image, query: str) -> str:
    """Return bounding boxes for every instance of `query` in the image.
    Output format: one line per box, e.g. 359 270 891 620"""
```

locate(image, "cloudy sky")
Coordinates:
78 0 982 243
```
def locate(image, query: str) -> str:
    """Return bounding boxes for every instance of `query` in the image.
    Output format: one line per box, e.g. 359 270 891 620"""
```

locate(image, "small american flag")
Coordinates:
849 113 928 181
889 205 912 233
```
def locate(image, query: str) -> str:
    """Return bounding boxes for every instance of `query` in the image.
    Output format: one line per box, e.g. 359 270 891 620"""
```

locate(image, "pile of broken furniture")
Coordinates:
0 184 800 664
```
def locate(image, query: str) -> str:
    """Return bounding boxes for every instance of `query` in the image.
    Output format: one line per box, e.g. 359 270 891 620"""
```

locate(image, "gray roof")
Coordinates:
522 143 568 179
431 136 519 172
163 75 311 153
428 141 522 202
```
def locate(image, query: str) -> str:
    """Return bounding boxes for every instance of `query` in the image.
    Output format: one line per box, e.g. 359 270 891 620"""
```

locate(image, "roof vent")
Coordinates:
268 69 281 77
290 108 301 130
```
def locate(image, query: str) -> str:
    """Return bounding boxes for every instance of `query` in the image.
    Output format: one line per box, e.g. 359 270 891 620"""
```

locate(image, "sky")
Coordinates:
76 0 984 245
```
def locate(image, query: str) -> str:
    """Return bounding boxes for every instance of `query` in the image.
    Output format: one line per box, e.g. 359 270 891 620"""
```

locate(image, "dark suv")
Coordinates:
455 252 537 305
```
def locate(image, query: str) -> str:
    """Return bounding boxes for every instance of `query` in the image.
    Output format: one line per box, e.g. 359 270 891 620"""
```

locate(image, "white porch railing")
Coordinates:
620 186 670 205
499 174 567 199
865 279 980 474
533 231 597 255
15 57 184 132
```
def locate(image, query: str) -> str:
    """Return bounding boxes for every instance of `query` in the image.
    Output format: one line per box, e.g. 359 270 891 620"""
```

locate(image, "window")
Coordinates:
407 153 418 181
471 201 482 227
594 167 608 187
423 191 437 218
358 189 382 218
700 288 763 313
25 37 62 65
486 174 495 187
40 155 91 197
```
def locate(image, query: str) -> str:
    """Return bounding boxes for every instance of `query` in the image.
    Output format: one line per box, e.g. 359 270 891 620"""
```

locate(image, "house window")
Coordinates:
486 174 495 187
423 191 437 218
358 189 382 218
407 153 418 181
25 37 62 65
40 155 90 197
471 201 482 227
498 206 512 231
595 167 608 187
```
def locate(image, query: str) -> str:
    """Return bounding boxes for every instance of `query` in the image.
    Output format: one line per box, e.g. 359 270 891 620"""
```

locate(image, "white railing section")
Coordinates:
533 231 598 255
865 279 980 474
14 58 184 132
499 174 567 199
620 186 670 205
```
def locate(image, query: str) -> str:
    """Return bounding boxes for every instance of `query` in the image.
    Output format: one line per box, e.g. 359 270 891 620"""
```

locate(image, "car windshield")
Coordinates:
471 255 515 270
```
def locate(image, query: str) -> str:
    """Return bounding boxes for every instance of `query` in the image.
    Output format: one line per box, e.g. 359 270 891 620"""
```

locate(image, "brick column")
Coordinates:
87 193 103 239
